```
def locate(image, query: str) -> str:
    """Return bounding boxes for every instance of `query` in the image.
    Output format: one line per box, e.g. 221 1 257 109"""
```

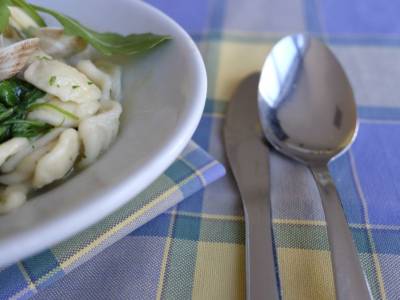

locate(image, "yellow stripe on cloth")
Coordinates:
156 208 177 300
277 248 335 300
60 182 182 268
156 237 173 300
273 219 327 226
60 161 219 269
60 187 180 269
167 210 244 222
192 242 245 300
214 40 273 101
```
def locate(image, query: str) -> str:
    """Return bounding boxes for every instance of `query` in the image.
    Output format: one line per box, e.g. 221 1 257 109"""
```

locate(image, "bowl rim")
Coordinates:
0 0 207 267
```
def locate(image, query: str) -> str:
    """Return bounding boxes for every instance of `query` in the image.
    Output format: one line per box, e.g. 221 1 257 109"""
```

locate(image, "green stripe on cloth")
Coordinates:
273 223 330 251
200 218 245 244
161 239 199 299
359 253 381 300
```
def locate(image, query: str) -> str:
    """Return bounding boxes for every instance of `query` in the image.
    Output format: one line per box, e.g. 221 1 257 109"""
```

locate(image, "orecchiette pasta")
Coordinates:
77 60 112 102
24 59 102 104
0 138 30 167
0 142 55 185
79 100 122 166
0 184 29 214
1 128 65 174
27 95 100 127
77 60 122 102
33 129 80 188
34 28 87 59
96 61 122 102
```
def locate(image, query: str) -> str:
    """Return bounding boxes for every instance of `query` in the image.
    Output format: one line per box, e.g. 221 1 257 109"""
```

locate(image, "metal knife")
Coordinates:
224 73 279 300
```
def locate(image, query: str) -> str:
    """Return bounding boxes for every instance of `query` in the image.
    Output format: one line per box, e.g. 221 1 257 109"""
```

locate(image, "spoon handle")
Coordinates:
311 165 372 300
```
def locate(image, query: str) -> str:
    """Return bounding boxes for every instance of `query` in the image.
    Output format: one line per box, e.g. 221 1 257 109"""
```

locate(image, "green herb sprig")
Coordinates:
0 0 170 56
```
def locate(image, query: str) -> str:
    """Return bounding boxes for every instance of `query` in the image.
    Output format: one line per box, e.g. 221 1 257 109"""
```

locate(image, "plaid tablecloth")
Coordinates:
4 0 400 299
0 141 225 300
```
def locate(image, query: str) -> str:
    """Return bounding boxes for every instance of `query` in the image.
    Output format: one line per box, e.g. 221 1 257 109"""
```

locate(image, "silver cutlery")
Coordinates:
257 34 372 300
224 74 280 300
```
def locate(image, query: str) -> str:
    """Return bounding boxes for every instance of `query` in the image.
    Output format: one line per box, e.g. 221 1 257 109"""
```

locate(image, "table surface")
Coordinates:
33 0 400 299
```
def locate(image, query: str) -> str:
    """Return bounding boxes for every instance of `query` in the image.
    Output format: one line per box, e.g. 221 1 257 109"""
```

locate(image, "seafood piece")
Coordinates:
0 38 40 81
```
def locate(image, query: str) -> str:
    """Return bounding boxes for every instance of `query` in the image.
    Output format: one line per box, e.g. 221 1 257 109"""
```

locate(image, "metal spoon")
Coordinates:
257 34 372 300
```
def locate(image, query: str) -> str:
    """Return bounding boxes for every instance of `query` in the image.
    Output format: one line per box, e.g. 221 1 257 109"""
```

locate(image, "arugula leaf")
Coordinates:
0 78 44 109
0 126 10 143
23 88 45 106
0 80 20 107
6 119 53 138
32 5 171 56
0 104 15 123
0 0 11 33
10 0 46 27
0 78 50 141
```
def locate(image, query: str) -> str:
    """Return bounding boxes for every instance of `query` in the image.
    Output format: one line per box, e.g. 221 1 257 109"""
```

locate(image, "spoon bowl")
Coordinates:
258 34 372 300
258 34 358 165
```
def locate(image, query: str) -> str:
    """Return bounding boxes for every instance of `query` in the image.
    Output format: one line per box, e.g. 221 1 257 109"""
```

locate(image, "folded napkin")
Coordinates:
0 141 225 300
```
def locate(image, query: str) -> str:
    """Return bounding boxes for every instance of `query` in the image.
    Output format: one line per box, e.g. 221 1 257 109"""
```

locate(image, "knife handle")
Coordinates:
242 191 280 300
311 165 372 300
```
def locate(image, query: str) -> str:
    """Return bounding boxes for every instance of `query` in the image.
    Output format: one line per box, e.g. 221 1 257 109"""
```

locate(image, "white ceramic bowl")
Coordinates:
0 0 207 267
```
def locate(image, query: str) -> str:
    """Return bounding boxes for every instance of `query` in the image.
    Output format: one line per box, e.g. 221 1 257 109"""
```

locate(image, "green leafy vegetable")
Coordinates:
0 0 11 33
6 119 52 138
0 126 10 143
32 5 171 56
28 102 79 121
0 78 51 142
0 78 45 109
10 0 46 27
23 88 45 106
0 80 19 107
0 104 15 122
